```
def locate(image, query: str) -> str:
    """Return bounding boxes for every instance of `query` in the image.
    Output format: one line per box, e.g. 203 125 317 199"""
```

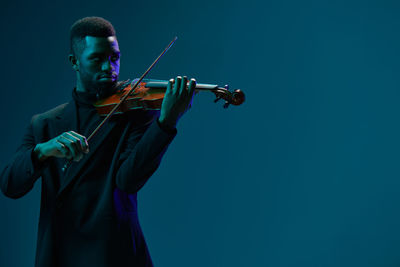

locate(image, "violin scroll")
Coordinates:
212 84 245 109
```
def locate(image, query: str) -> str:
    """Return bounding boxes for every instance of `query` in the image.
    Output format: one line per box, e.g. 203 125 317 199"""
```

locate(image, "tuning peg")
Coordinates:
223 101 230 109
214 96 222 103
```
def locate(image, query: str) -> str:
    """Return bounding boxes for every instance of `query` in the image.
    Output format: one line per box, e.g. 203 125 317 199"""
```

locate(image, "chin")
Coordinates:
98 79 117 87
97 81 118 97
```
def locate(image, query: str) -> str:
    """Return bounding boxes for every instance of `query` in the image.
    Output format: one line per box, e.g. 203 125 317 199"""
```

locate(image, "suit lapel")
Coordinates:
53 101 77 135
55 104 121 200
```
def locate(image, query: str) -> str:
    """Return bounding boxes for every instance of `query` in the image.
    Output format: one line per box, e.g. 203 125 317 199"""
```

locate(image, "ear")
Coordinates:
69 54 79 72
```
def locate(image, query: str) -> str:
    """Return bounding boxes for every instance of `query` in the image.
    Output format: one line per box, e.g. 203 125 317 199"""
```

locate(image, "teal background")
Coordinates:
1 0 400 266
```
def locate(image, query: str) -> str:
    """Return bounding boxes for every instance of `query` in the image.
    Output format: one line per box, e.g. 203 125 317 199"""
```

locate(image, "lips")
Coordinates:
99 74 117 80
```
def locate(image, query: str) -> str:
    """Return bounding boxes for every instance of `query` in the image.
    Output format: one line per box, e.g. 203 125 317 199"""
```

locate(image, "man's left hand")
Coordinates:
158 76 196 130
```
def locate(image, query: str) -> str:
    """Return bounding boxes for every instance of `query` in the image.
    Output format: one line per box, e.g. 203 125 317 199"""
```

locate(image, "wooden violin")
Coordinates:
94 79 245 116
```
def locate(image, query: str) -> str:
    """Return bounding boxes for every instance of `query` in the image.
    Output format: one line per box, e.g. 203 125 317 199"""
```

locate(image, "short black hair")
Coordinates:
70 16 116 57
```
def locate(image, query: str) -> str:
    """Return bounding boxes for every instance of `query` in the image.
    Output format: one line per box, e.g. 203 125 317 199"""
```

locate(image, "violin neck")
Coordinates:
145 81 219 92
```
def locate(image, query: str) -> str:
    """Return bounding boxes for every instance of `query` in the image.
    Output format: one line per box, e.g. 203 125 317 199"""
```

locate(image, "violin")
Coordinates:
94 79 245 116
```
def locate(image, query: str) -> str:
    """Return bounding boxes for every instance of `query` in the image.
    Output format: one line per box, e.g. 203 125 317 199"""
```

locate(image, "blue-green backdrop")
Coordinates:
1 0 400 266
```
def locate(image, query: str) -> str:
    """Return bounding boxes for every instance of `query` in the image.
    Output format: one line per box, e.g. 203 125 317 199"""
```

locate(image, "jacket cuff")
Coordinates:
156 118 178 135
30 148 48 174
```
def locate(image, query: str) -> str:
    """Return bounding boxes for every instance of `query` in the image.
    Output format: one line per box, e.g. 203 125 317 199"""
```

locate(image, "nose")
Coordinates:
101 59 113 72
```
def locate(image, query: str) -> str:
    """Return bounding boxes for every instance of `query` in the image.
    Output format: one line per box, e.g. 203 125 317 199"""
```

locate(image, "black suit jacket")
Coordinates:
0 98 176 267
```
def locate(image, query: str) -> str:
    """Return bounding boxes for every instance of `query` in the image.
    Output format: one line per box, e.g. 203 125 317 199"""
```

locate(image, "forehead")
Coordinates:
82 36 120 55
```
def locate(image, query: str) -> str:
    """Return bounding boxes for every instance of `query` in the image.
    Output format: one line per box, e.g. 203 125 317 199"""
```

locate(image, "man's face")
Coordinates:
75 36 120 94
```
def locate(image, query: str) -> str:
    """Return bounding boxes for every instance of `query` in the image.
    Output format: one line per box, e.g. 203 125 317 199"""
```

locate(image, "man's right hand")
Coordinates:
33 131 89 162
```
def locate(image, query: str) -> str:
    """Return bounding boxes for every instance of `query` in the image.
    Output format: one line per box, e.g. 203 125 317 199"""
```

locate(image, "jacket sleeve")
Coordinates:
0 116 46 199
115 118 177 194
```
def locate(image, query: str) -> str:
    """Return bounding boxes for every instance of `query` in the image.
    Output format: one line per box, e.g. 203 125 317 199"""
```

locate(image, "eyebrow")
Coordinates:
88 51 120 57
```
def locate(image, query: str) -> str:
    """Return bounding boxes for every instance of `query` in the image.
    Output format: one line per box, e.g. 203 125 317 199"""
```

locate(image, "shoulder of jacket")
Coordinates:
31 102 69 124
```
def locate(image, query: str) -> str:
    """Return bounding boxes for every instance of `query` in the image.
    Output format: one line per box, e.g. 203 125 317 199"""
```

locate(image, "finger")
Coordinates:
59 135 77 160
166 78 174 95
68 131 89 153
56 139 74 160
82 139 89 153
66 132 84 153
65 132 87 157
55 140 72 159
68 131 85 140
63 133 80 152
180 76 188 95
188 78 196 97
173 76 181 95
186 79 196 110
68 130 84 138
65 132 81 144
60 135 79 160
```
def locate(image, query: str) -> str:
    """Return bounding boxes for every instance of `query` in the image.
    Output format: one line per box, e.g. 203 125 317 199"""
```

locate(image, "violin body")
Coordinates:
94 78 245 116
94 79 165 115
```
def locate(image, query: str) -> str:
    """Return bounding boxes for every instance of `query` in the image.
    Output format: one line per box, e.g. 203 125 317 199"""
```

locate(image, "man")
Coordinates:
0 17 195 266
